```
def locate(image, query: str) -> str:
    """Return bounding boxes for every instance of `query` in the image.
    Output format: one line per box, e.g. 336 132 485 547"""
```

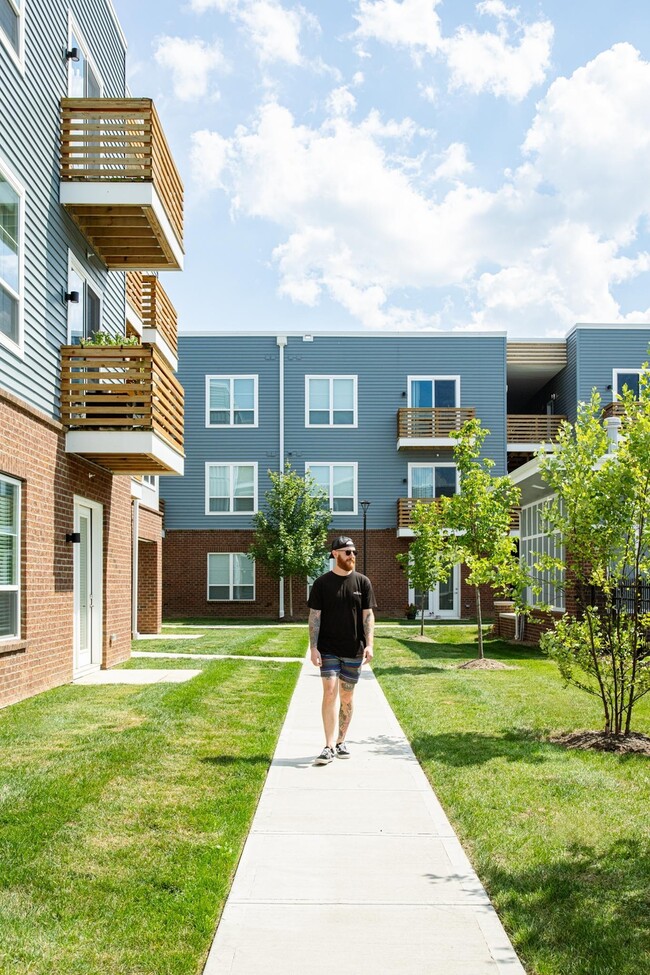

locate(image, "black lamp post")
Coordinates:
361 500 371 575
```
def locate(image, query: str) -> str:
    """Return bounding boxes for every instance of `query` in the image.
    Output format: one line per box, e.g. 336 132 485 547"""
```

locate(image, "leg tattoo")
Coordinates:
338 699 353 741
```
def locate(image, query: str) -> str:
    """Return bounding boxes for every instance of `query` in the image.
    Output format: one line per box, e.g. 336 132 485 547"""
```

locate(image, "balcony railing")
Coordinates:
126 270 144 319
141 275 178 358
397 407 475 443
397 496 440 529
60 344 184 473
602 402 626 419
507 414 566 443
60 98 184 269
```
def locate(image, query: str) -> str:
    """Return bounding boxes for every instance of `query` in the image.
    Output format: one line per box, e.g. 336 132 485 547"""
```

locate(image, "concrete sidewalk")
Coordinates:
203 658 526 975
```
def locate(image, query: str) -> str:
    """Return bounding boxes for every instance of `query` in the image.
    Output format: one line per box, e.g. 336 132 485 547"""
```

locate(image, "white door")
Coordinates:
73 499 103 673
411 565 460 619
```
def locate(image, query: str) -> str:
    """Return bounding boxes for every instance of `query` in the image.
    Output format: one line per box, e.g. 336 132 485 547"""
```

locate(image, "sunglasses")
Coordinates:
338 548 357 556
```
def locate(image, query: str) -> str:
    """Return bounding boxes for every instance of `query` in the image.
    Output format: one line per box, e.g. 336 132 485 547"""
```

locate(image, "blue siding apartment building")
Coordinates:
0 0 184 706
160 324 650 624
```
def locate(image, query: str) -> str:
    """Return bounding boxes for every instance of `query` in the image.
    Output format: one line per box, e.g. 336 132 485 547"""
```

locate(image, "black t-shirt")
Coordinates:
307 571 377 658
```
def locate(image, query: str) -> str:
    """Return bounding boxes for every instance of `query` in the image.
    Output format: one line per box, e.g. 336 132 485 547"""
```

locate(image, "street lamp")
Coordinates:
361 499 371 576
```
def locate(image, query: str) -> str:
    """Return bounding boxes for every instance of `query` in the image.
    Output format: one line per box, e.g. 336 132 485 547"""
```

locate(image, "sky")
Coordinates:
109 0 650 339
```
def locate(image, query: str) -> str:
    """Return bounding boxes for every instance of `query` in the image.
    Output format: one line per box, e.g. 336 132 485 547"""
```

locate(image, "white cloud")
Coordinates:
191 0 309 65
354 0 444 58
444 18 554 101
188 43 650 333
353 0 553 102
326 86 357 117
153 36 226 100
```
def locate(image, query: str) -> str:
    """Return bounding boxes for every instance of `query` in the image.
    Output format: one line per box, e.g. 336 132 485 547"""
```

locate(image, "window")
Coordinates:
306 463 357 514
208 553 255 601
0 162 23 352
68 19 102 96
0 0 23 65
67 256 101 344
306 376 357 427
408 376 459 408
613 369 643 400
205 463 257 514
142 475 156 488
520 498 565 611
0 474 20 640
206 376 257 427
408 463 458 499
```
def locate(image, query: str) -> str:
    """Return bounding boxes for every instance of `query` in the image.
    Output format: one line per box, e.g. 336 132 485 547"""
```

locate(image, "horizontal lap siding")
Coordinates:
0 0 126 418
575 327 650 408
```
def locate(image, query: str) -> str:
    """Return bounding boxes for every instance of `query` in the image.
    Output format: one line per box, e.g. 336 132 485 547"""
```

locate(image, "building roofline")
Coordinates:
179 329 508 339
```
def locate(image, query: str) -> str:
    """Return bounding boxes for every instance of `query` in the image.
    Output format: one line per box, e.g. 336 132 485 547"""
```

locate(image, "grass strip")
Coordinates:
373 625 650 975
136 626 308 658
0 656 299 975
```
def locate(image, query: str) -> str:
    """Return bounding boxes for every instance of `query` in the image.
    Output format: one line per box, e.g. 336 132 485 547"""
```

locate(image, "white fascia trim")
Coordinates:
104 0 129 51
398 437 461 449
507 442 544 453
509 455 543 483
181 329 508 339
141 328 178 372
59 183 184 270
66 431 184 475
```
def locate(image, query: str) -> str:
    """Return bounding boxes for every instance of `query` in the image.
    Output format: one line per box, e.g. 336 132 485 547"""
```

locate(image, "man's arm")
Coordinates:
309 609 322 666
362 608 374 663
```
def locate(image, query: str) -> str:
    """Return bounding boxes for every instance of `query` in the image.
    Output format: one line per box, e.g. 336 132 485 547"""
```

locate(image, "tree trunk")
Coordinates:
420 600 425 636
475 586 484 659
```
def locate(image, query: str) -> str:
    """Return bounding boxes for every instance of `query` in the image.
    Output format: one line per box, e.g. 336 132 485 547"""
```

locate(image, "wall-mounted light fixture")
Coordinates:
66 532 81 544
606 384 612 391
402 477 408 484
401 391 407 397
65 47 80 61
64 290 80 303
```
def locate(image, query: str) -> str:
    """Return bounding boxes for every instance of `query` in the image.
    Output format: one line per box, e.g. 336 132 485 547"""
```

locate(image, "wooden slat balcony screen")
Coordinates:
61 345 184 457
141 275 178 358
60 98 184 268
507 415 566 442
397 497 440 528
397 407 475 439
507 342 567 366
602 402 626 419
126 271 144 319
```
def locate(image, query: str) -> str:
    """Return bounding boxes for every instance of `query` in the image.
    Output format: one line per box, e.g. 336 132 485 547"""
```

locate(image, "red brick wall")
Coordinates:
494 608 563 644
137 504 162 633
163 527 498 621
0 393 132 708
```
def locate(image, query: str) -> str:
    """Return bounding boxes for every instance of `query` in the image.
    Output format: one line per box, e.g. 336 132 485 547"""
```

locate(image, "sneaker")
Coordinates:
335 741 351 759
314 746 335 765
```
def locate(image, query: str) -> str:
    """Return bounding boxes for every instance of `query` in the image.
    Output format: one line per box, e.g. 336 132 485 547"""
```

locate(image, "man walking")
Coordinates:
308 535 377 765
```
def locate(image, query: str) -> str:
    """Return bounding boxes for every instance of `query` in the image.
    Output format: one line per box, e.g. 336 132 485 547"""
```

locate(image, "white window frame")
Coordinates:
0 473 21 642
612 368 645 399
407 462 459 498
66 251 103 344
407 375 460 408
305 461 358 516
207 552 256 602
305 375 358 428
67 12 104 96
205 462 258 516
205 375 259 428
0 155 25 357
520 496 565 612
0 0 25 72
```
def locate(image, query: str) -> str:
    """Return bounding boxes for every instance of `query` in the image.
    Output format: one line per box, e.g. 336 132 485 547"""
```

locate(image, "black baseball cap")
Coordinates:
331 535 355 554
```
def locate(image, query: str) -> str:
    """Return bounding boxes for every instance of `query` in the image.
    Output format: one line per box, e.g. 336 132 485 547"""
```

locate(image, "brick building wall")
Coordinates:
163 527 498 621
0 392 132 708
137 504 163 634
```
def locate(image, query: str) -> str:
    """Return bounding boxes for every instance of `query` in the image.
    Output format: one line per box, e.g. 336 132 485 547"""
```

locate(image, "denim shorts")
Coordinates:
320 653 363 685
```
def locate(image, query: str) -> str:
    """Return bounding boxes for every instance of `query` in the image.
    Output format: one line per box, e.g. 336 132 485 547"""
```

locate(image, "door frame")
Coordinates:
73 495 103 675
409 564 460 619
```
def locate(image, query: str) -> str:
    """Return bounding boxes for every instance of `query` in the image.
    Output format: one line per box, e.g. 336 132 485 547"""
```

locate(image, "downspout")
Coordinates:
131 498 139 638
277 335 288 619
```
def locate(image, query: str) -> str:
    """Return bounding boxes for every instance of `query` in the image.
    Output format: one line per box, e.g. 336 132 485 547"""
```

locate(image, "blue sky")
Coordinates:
110 0 650 338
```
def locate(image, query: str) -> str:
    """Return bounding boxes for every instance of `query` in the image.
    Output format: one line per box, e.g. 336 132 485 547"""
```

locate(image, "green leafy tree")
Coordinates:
397 499 457 635
444 418 527 659
249 463 331 618
537 375 650 736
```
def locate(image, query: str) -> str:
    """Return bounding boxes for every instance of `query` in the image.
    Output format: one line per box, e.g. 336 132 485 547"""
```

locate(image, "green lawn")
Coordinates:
373 625 650 975
136 626 308 658
0 647 300 975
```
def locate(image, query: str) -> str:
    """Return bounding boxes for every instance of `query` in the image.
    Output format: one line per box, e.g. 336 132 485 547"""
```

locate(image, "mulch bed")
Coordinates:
550 730 650 755
457 658 516 670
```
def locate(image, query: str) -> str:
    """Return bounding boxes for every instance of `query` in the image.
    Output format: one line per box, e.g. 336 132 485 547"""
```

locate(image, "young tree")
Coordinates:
250 463 331 618
397 499 457 635
537 376 650 737
444 418 526 660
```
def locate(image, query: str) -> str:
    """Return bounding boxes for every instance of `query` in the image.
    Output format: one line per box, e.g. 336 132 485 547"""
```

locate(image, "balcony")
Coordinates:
397 407 475 449
60 98 184 270
60 344 184 475
507 415 566 474
602 402 626 419
397 497 439 536
126 272 178 370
